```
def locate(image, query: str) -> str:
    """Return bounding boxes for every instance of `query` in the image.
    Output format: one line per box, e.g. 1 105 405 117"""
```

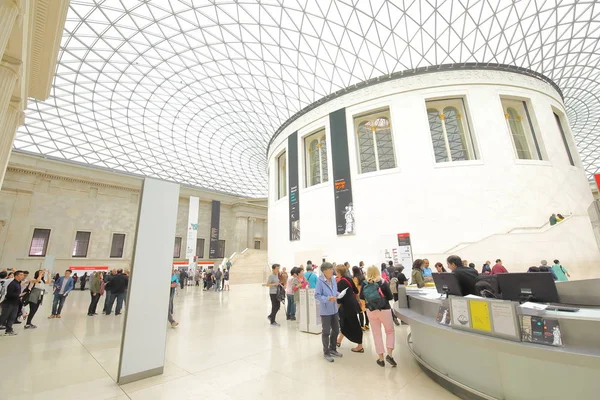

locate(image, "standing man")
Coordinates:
168 268 179 328
105 269 128 315
491 259 509 275
214 268 223 291
103 269 117 314
315 263 343 362
49 270 74 319
0 270 26 335
226 259 232 271
179 269 187 289
223 268 230 291
264 264 282 326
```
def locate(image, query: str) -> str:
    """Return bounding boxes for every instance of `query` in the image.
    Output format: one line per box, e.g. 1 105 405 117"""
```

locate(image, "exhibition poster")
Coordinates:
330 108 354 236
288 131 300 241
469 300 492 332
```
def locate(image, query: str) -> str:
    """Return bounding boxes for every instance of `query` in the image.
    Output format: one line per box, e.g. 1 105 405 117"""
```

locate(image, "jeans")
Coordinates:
268 293 280 323
88 293 100 315
168 292 176 323
286 294 296 317
26 302 40 325
215 279 221 291
103 290 113 313
51 293 67 315
107 292 126 314
321 313 340 355
0 302 19 332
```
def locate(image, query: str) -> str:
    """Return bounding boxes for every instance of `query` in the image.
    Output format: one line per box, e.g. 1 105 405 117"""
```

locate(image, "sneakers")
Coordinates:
323 353 334 363
24 324 37 329
330 350 343 357
270 322 280 327
376 359 385 367
48 315 56 319
4 331 17 336
290 316 296 321
171 321 179 328
386 355 397 367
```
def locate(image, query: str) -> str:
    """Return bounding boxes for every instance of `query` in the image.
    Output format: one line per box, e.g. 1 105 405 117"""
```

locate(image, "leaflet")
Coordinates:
337 287 348 299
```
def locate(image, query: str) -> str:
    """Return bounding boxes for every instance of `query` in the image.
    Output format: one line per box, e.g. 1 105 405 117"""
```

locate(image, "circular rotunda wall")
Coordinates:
267 67 598 275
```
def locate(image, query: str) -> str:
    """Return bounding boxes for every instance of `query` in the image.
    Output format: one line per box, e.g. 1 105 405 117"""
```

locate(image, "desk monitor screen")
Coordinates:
497 273 559 303
432 273 463 297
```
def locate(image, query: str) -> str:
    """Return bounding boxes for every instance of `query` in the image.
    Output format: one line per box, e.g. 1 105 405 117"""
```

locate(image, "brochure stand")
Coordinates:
449 296 521 342
298 289 309 332
306 288 322 334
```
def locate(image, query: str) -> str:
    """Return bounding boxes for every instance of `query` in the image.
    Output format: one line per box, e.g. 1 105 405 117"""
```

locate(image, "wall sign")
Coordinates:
208 200 220 258
330 108 354 235
288 131 300 241
185 196 199 259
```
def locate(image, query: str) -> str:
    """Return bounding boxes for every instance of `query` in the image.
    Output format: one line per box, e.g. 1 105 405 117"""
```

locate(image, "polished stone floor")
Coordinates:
0 283 457 400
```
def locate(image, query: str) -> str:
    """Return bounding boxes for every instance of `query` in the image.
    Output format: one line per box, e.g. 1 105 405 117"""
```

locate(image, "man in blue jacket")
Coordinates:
315 262 343 362
49 270 74 319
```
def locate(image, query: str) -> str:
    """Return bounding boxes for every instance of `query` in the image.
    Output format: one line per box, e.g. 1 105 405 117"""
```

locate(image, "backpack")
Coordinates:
276 284 286 303
362 281 387 311
0 280 6 303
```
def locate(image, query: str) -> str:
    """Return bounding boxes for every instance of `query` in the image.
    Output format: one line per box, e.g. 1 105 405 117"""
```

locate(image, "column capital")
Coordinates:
248 217 256 223
0 55 22 76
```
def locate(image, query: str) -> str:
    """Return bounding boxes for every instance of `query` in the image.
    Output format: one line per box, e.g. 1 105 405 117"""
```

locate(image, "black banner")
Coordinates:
288 131 300 241
208 200 221 258
330 108 354 235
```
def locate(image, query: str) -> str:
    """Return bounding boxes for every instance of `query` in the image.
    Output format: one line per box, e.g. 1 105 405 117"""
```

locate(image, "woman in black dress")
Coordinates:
335 264 364 353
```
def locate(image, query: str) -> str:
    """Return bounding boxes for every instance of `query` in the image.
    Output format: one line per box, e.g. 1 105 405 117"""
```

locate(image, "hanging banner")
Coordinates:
185 196 199 259
330 107 354 235
595 174 600 191
208 200 221 258
288 131 300 241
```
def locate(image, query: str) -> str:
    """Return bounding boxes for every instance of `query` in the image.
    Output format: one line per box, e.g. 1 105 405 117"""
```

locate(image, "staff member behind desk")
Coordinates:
446 255 478 295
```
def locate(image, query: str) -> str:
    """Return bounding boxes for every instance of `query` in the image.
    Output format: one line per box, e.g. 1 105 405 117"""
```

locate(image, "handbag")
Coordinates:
28 286 45 305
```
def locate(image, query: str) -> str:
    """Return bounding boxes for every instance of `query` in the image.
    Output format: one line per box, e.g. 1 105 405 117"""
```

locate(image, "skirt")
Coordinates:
339 306 363 345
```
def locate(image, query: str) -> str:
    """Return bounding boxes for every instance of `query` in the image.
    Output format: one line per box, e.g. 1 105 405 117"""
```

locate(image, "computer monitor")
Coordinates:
497 273 559 303
432 273 463 298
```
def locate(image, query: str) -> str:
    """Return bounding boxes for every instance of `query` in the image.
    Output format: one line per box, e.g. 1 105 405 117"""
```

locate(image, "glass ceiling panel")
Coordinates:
15 0 600 197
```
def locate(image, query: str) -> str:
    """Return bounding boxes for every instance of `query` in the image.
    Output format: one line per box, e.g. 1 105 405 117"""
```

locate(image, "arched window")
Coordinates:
426 98 477 162
304 130 328 187
354 109 396 174
501 98 543 160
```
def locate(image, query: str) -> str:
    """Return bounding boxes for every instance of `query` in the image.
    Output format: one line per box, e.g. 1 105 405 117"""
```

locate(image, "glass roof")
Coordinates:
16 0 600 197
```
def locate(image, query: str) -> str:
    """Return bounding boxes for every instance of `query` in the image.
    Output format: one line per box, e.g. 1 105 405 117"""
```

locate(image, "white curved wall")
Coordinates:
267 69 600 278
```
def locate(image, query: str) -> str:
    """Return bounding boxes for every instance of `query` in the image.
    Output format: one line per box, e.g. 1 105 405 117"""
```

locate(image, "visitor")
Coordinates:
549 213 557 225
335 264 364 353
434 262 447 273
360 265 396 367
527 266 540 273
468 263 480 275
180 269 188 289
386 261 395 280
552 259 570 282
72 273 79 287
264 264 282 326
49 270 74 319
214 268 223 291
223 268 230 291
290 267 302 321
315 262 343 363
285 268 295 320
87 272 102 316
381 263 390 282
226 259 232 270
462 259 469 267
105 269 128 316
298 266 308 289
557 213 565 222
168 268 179 328
24 269 45 329
80 272 88 290
0 270 25 336
481 261 492 275
305 264 318 288
411 259 425 288
422 259 433 282
447 255 478 295
195 269 201 286
540 260 558 280
491 259 509 275
389 267 407 326
103 269 117 314
352 266 369 331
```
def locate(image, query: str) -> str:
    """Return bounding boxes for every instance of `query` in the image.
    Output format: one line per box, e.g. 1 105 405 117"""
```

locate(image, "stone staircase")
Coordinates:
229 249 268 284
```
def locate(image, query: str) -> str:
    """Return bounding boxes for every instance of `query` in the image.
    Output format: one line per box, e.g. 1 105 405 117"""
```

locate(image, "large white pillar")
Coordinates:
0 0 19 59
0 58 20 125
0 100 22 184
247 217 256 248
235 216 248 252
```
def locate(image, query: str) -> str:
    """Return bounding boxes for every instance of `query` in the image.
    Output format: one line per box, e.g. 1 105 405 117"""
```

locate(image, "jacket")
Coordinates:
305 271 318 289
1 279 22 305
315 275 338 316
53 276 74 296
412 269 425 288
90 275 101 294
106 273 128 294
452 266 479 296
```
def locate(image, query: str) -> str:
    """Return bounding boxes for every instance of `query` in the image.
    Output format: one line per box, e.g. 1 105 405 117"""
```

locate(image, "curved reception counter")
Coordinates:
394 288 600 400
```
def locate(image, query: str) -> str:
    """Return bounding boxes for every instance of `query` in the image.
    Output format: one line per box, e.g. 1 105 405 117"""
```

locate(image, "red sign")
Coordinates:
595 174 600 191
397 233 411 246
69 266 109 271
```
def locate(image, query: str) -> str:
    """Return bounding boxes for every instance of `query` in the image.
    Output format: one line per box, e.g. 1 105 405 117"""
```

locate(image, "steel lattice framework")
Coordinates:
15 0 600 197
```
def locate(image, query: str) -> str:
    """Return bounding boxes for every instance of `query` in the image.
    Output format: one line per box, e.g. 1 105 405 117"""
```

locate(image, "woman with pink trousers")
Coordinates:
360 265 397 367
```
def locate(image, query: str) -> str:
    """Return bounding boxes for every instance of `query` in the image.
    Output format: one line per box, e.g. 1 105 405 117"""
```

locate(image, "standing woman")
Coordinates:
335 265 364 352
80 272 88 290
88 272 102 316
411 259 425 288
291 268 303 320
24 269 46 329
361 265 397 367
315 262 343 363
352 266 369 331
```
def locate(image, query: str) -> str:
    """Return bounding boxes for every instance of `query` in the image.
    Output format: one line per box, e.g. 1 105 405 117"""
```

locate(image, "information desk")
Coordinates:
394 288 600 400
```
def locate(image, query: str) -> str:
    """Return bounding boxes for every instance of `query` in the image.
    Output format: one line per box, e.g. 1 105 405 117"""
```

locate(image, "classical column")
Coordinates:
234 216 248 253
0 100 21 185
0 0 19 59
247 217 256 248
0 58 20 125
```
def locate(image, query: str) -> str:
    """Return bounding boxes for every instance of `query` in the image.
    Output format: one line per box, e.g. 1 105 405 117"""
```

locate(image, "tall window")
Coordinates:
72 231 91 257
196 238 205 259
110 233 126 258
29 228 51 257
173 237 182 258
553 112 575 166
217 240 226 258
305 130 328 187
354 109 396 173
426 98 477 163
277 152 287 199
501 98 543 160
